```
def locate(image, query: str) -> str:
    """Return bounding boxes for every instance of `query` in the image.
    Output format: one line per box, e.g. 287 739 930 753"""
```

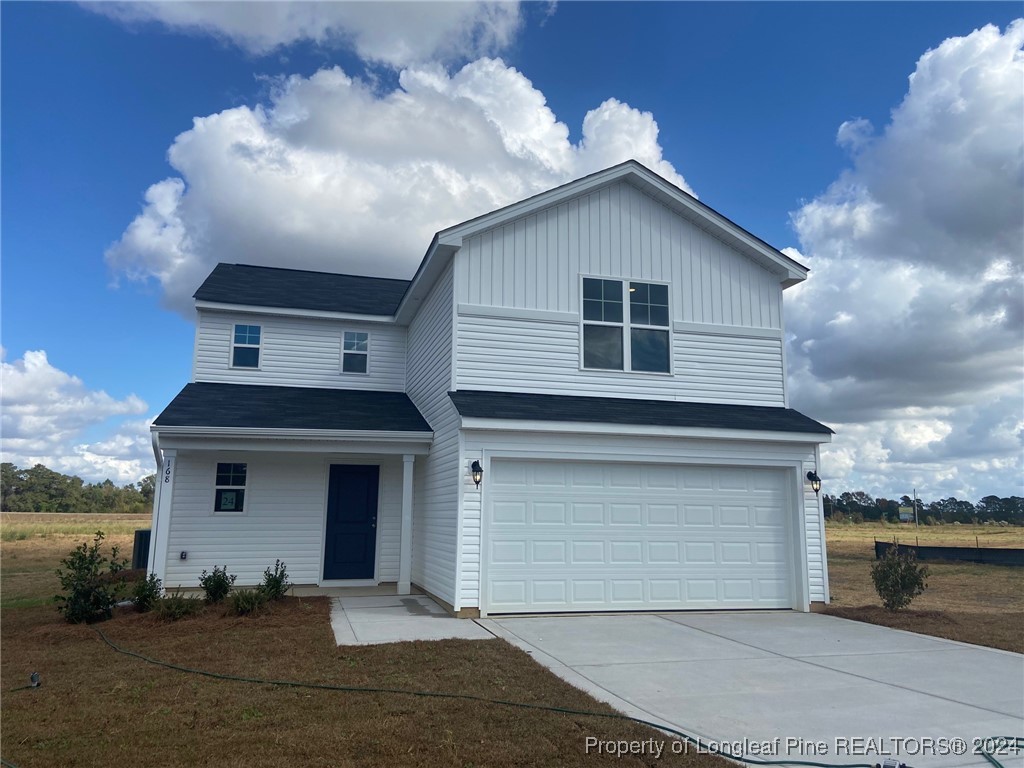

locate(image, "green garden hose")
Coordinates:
91 627 875 768
5 631 1019 768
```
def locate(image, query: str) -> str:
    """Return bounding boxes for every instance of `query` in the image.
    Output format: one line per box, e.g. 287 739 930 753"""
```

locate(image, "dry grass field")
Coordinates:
823 522 1024 653
0 516 731 768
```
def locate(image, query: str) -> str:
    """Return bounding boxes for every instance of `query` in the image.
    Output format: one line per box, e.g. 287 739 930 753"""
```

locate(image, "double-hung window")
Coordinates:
214 463 246 513
231 324 261 368
582 278 670 373
342 331 369 374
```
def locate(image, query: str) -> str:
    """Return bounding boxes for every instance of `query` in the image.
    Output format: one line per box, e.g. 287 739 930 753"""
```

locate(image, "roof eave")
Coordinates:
434 160 808 285
457 416 832 443
151 425 433 442
195 299 397 323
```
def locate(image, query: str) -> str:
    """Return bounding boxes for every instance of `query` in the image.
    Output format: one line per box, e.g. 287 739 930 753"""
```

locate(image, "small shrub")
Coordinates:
54 531 128 624
259 560 291 600
199 565 236 603
132 573 163 612
154 591 204 621
871 548 928 611
229 588 269 616
851 511 865 524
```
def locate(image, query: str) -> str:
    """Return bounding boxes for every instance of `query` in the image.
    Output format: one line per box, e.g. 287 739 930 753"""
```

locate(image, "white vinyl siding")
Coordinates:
460 430 825 610
455 180 782 329
194 311 406 391
456 314 785 406
405 263 461 607
162 452 403 587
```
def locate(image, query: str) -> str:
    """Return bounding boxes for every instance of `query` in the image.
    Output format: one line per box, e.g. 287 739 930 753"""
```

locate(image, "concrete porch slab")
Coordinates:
330 595 493 645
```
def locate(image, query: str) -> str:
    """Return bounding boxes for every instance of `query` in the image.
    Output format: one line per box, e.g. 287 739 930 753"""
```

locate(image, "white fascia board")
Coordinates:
393 241 459 324
436 164 634 248
458 417 832 444
195 300 398 325
635 177 807 286
151 425 433 442
158 437 432 455
436 161 808 286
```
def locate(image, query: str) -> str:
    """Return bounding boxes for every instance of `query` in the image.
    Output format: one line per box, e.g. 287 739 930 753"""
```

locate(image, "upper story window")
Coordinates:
231 324 261 368
582 278 670 373
214 462 246 513
342 331 369 374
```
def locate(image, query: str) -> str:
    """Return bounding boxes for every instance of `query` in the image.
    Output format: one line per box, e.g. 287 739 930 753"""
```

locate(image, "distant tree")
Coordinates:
0 463 153 514
138 475 156 506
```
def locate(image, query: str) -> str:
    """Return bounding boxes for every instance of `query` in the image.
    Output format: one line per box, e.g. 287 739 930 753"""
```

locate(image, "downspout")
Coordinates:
147 429 163 576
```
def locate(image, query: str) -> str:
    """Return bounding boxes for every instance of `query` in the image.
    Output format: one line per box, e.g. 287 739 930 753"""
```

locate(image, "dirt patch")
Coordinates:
823 606 1023 654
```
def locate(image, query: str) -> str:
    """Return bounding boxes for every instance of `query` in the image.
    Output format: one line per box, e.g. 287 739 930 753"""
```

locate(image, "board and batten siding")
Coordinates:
163 452 403 587
454 180 782 329
458 431 826 610
456 314 784 405
405 263 462 607
193 311 407 391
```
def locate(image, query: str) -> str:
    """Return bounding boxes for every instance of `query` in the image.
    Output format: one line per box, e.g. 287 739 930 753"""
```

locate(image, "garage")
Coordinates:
483 459 796 614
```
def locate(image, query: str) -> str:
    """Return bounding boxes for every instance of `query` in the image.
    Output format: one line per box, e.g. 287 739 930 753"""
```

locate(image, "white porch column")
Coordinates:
150 449 176 586
398 454 415 595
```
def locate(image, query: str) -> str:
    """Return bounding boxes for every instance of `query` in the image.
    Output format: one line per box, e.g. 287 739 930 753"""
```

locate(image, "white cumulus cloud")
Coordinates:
1 350 154 483
787 21 1024 500
89 1 524 67
106 58 689 312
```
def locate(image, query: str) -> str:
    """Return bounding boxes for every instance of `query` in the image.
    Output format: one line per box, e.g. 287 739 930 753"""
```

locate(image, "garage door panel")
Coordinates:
610 504 642 525
532 540 567 564
719 505 751 526
492 501 527 524
485 461 793 613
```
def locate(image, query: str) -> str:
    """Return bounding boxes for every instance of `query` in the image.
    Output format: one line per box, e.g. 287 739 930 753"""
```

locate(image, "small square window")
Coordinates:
342 331 369 374
214 462 246 513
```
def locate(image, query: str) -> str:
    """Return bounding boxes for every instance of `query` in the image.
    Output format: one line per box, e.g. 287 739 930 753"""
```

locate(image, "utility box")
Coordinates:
132 529 151 570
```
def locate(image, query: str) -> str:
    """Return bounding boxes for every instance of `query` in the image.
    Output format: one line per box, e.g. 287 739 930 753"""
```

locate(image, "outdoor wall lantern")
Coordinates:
471 460 484 488
806 471 822 496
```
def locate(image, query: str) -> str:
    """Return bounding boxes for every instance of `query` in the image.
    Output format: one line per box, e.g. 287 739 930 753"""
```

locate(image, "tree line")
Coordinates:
823 490 1023 525
1 463 156 515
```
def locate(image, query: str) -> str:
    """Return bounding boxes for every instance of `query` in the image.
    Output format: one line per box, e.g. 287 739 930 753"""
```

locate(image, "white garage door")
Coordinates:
484 460 794 613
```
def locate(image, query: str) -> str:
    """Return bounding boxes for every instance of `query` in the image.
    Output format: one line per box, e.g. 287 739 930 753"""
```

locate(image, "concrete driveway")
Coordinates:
480 612 1023 768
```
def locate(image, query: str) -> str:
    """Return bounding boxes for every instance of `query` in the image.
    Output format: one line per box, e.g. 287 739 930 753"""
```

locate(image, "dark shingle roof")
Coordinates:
193 264 410 315
448 390 833 434
155 383 431 433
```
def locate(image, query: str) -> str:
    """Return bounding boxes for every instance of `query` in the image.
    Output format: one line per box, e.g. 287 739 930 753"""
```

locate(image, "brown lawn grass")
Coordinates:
0 515 150 609
1 522 731 768
824 523 1024 653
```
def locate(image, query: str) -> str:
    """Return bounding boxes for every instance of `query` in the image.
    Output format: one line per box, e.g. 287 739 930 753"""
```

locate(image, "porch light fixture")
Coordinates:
471 460 483 488
806 471 822 495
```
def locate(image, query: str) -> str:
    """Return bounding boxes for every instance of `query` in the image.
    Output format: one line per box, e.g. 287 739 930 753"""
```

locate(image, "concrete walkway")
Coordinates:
481 612 1024 768
330 595 492 645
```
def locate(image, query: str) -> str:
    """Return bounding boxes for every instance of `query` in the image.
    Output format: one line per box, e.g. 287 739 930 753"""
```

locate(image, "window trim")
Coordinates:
341 330 370 376
579 274 673 376
230 324 262 370
213 461 247 516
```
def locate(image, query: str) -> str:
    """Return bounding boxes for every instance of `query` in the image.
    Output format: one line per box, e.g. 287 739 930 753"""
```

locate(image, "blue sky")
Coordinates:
2 2 1021 501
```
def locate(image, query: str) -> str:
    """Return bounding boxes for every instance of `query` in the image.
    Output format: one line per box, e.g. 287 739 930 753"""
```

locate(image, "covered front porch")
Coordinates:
148 383 433 595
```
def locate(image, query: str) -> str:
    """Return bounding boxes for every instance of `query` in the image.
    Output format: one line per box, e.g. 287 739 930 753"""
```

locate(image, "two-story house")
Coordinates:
148 160 833 617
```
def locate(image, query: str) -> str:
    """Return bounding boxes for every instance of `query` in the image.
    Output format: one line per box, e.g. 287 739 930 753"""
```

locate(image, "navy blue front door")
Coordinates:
324 465 379 580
